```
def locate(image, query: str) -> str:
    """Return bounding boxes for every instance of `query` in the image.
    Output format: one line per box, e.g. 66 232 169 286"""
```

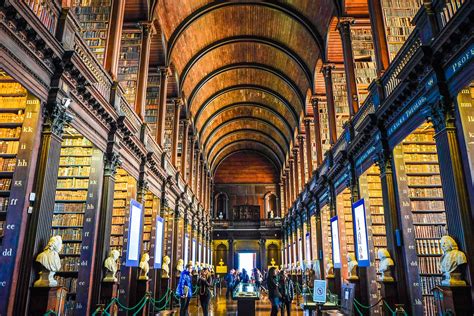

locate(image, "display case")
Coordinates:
232 283 260 299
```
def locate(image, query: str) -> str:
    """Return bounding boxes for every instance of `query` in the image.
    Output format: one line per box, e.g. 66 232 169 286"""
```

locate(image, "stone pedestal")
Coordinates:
433 285 473 315
30 286 67 315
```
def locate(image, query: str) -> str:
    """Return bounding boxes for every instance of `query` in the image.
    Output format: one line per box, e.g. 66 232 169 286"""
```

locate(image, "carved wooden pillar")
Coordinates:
135 23 153 120
104 0 125 79
298 135 306 185
368 0 390 75
311 97 323 165
289 162 295 206
338 18 359 116
194 151 200 194
293 149 300 196
322 65 338 145
429 101 474 288
171 99 182 167
14 99 72 314
156 67 170 146
189 136 195 190
200 160 205 204
181 120 190 179
303 119 313 176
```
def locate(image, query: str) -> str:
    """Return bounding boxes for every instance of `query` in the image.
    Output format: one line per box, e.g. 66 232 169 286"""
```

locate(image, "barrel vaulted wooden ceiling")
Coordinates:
145 0 346 175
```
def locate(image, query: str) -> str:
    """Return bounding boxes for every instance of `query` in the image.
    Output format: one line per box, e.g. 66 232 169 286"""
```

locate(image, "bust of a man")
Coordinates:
138 253 150 280
377 248 395 282
176 258 184 277
103 249 120 282
347 253 359 280
439 236 467 286
162 255 171 279
326 259 335 279
34 236 63 287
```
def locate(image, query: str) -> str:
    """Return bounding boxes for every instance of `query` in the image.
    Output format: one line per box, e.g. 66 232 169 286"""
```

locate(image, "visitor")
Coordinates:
279 269 295 316
241 268 250 283
176 263 193 316
225 269 235 299
267 267 282 316
198 268 213 316
252 268 263 290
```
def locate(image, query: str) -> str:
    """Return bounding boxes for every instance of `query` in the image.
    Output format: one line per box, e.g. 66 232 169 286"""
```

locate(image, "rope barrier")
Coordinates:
353 298 383 310
43 310 58 316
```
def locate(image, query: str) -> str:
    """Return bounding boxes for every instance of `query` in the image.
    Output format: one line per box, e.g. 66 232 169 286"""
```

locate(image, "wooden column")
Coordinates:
368 0 390 75
14 100 72 314
181 120 190 179
104 0 125 79
188 136 195 190
194 151 200 194
134 23 153 120
293 149 300 196
285 170 291 210
289 162 295 206
430 102 474 289
200 161 205 204
171 99 182 167
304 119 313 176
322 65 338 145
156 67 169 146
282 176 287 212
311 97 324 165
338 18 359 116
298 136 306 186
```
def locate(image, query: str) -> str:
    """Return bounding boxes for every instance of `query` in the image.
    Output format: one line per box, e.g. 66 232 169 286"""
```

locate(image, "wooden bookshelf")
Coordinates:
118 28 142 108
350 26 377 104
73 0 112 64
320 204 332 273
23 0 58 34
336 188 354 280
164 102 174 156
143 192 159 253
359 165 387 314
331 70 350 139
394 122 446 316
145 70 160 136
316 100 331 154
381 0 423 61
52 128 103 314
0 72 41 308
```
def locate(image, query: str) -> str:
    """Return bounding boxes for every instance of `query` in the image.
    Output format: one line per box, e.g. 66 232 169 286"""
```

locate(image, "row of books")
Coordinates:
412 212 446 223
0 179 11 191
59 156 91 166
54 203 86 213
52 214 85 227
0 112 24 123
423 297 437 316
420 276 442 295
405 164 440 173
57 178 89 189
58 166 91 177
112 217 125 225
411 200 444 211
60 257 81 272
61 147 93 156
402 144 436 152
408 175 441 186
418 256 441 275
0 128 21 139
409 187 443 198
23 0 57 33
0 197 9 212
0 220 4 238
51 228 83 241
415 239 443 255
62 138 92 147
414 225 447 239
60 243 82 255
55 276 77 293
55 190 88 201
0 82 26 94
0 157 16 172
0 141 19 155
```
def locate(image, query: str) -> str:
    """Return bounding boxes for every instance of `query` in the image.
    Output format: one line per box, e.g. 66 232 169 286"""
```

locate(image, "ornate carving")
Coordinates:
104 151 121 176
428 100 447 132
42 99 73 136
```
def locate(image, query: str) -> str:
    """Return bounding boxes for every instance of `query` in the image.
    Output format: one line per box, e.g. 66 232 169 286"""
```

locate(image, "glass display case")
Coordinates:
232 282 260 299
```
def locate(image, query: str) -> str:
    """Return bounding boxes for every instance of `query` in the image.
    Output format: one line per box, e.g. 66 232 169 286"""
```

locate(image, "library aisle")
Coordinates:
0 0 473 315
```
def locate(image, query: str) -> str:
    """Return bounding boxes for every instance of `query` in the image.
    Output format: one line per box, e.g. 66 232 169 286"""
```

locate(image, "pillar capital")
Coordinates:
337 17 355 33
159 66 171 78
321 63 335 77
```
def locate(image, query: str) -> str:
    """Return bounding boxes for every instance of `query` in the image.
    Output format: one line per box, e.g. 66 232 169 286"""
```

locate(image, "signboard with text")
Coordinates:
330 216 341 269
126 199 144 267
153 216 164 269
352 199 370 267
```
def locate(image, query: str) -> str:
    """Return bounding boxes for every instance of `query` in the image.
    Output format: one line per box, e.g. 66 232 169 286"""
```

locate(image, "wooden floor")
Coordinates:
161 291 304 315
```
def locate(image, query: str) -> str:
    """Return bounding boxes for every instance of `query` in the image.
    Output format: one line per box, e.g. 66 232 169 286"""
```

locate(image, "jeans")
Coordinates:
226 285 233 299
179 297 190 316
270 297 281 316
281 299 292 316
200 294 211 316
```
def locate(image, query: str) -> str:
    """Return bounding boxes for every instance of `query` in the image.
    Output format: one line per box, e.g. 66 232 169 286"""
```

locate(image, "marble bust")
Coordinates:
162 255 170 279
377 248 395 282
176 258 184 277
34 235 63 287
138 253 150 280
326 259 335 278
439 236 467 286
347 253 359 280
103 249 120 282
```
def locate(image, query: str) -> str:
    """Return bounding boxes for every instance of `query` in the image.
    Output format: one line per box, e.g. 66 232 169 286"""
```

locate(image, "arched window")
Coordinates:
264 192 278 218
216 243 228 267
267 243 280 267
214 192 228 219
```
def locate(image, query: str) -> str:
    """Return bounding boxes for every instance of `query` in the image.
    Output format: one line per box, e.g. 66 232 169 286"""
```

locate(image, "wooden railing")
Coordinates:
435 0 466 27
22 0 60 34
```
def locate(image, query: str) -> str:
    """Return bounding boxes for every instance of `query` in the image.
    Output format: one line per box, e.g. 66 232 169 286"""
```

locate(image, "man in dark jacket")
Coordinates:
176 264 193 316
279 269 295 316
225 269 235 299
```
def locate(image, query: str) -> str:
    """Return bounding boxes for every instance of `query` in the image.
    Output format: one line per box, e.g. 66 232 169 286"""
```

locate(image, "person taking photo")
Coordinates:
198 268 213 316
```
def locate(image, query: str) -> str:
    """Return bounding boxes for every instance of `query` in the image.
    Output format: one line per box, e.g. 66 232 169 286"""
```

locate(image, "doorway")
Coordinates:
237 252 256 274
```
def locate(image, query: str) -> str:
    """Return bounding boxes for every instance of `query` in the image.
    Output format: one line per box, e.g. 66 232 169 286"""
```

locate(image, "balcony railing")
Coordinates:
212 218 283 230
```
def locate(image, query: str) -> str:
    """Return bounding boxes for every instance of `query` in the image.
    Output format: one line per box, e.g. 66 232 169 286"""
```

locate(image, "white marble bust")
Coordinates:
439 236 467 286
138 253 150 280
377 248 395 282
176 258 184 277
34 236 63 287
326 259 335 278
162 255 170 279
347 253 359 280
104 249 120 282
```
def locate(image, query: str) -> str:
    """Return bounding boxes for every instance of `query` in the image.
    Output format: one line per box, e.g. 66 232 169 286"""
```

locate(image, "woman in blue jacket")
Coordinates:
176 263 193 316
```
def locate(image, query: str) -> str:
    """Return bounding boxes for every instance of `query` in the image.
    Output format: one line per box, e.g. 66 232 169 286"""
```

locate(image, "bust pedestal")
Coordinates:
378 279 399 313
99 281 118 315
30 286 67 315
134 279 150 316
160 277 170 300
326 276 336 296
347 278 362 313
433 285 473 315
